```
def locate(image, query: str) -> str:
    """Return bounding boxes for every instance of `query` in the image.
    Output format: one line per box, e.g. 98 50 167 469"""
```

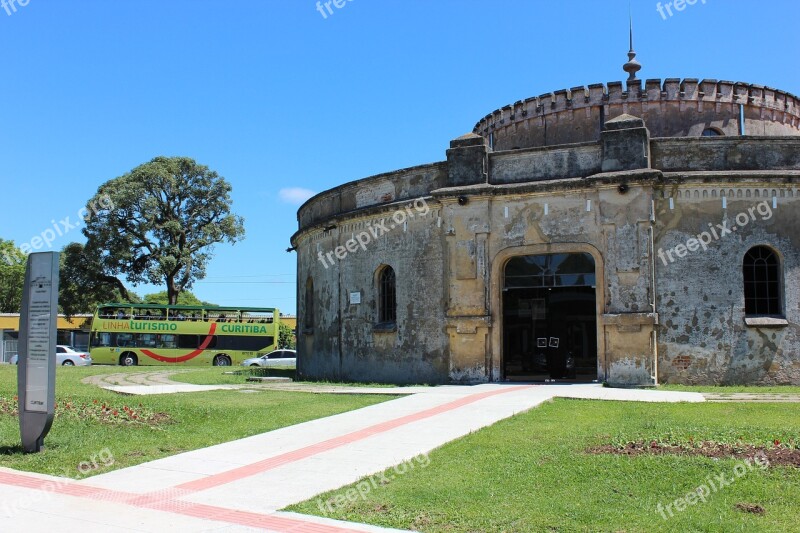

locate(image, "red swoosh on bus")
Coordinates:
140 323 218 363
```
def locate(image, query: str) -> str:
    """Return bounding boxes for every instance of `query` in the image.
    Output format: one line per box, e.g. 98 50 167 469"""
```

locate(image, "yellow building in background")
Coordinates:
0 314 92 363
281 315 297 332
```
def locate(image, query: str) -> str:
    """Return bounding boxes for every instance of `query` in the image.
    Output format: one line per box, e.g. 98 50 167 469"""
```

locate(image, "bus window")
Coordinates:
217 336 275 351
158 335 177 349
91 332 112 347
139 334 157 347
116 333 134 347
178 335 199 349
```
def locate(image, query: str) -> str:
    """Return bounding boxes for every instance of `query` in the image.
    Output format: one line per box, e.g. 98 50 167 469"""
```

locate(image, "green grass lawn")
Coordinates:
659 384 800 394
0 365 397 479
288 399 800 533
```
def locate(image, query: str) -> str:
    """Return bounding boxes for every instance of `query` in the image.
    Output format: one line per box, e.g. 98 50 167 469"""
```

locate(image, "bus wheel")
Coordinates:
120 353 138 366
213 355 231 367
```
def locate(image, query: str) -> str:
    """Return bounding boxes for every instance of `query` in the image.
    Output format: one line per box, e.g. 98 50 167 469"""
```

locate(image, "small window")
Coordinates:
158 335 177 349
116 333 134 347
178 335 199 349
743 246 782 316
378 266 397 324
702 128 724 137
304 277 314 330
140 334 157 347
91 332 112 347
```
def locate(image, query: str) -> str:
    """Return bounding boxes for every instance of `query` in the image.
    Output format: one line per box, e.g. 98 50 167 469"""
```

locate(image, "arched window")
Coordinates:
378 266 396 324
304 277 314 330
743 247 782 316
702 127 724 136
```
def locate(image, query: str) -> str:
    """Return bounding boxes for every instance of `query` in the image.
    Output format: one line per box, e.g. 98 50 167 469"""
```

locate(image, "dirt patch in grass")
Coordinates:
588 440 800 468
0 395 172 427
735 502 766 514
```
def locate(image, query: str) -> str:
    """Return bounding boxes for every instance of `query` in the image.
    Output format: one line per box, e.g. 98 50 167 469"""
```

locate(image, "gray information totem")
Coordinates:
17 252 59 453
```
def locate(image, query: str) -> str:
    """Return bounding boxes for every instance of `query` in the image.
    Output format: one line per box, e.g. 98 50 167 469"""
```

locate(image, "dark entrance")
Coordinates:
503 253 598 381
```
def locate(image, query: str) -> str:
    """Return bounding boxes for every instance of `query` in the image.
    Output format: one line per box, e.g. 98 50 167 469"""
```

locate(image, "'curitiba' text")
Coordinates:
220 324 269 334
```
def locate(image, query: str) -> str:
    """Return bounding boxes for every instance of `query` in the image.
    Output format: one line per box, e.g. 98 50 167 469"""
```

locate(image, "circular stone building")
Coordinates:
291 58 800 386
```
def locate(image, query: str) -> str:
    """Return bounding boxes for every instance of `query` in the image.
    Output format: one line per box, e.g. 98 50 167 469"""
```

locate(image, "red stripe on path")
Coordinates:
0 470 370 531
0 386 532 532
176 385 531 492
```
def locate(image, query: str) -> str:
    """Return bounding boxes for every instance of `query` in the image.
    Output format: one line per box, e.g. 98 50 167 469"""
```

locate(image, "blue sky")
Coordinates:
1 0 797 314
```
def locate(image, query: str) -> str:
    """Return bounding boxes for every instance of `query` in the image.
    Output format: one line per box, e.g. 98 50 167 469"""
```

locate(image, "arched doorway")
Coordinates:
502 253 598 381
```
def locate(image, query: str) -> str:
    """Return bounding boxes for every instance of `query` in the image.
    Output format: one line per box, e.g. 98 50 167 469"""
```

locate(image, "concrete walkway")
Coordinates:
0 384 704 532
702 392 800 402
82 370 245 396
82 370 424 396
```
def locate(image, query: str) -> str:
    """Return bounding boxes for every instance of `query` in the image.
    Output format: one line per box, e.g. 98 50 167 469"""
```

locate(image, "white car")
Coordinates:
9 345 92 366
241 349 296 368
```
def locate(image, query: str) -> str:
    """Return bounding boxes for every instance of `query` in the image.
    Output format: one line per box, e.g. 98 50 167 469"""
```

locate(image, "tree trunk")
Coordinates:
166 278 179 305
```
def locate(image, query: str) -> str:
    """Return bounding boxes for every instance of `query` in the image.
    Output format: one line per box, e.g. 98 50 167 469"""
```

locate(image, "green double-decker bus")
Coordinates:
89 303 279 367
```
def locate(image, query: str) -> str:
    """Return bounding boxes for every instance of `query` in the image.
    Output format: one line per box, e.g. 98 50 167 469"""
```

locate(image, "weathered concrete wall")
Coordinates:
490 142 601 184
475 80 800 151
654 176 800 385
295 198 449 384
297 162 448 229
652 137 800 172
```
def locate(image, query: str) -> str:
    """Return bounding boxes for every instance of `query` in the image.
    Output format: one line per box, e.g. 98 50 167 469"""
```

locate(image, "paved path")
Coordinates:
81 370 248 395
83 370 464 396
0 384 704 532
702 392 800 402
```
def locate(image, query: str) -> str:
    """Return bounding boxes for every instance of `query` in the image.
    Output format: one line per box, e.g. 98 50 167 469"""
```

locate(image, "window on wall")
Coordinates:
743 246 782 316
702 127 724 136
304 277 314 330
378 266 396 324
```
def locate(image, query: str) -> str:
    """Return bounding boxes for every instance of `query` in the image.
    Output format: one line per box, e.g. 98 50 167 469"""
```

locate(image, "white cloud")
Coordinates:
278 187 316 205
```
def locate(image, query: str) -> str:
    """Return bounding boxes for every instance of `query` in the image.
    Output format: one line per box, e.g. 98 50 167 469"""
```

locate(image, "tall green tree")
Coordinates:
0 239 25 313
142 290 214 306
278 322 296 349
59 242 138 317
83 156 245 305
